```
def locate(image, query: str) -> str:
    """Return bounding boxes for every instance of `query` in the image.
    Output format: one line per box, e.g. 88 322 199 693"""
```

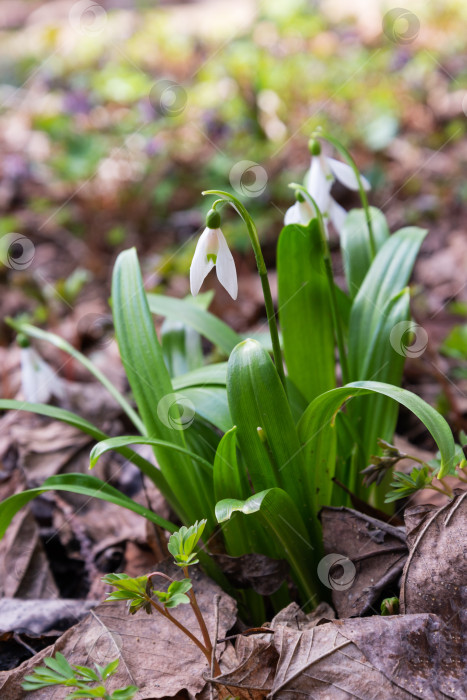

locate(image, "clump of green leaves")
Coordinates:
167 519 206 567
101 573 193 613
385 431 467 502
22 653 137 699
102 520 221 676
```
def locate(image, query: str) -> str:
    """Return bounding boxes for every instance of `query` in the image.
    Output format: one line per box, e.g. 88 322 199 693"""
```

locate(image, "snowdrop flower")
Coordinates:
301 139 371 234
190 209 237 299
18 335 64 403
284 193 316 226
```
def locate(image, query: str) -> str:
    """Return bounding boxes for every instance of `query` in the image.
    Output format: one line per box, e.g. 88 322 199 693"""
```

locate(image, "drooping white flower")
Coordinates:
190 210 237 299
20 346 64 404
300 143 371 234
284 198 316 226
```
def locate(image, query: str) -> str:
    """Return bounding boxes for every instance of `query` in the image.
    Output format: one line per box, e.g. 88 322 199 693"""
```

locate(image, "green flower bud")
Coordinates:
308 138 321 156
206 208 221 229
17 333 30 348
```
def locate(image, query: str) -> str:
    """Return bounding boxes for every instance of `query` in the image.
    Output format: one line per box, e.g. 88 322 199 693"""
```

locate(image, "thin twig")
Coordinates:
210 595 221 700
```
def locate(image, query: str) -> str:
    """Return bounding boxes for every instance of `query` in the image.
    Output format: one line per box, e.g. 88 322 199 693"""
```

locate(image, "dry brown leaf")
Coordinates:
0 561 237 699
212 634 278 700
212 553 289 596
0 506 59 600
321 506 407 617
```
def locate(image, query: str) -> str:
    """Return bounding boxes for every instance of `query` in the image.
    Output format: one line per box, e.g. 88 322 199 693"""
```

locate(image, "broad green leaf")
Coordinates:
172 363 228 390
112 248 213 527
6 321 144 433
161 320 203 377
148 293 241 355
216 488 322 605
0 400 180 510
213 427 256 555
0 473 178 539
179 386 232 432
90 436 213 476
277 220 335 402
348 227 427 380
227 339 309 527
340 207 390 298
347 289 410 476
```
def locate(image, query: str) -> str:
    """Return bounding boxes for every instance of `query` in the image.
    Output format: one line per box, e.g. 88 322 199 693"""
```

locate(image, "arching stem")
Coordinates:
203 190 286 391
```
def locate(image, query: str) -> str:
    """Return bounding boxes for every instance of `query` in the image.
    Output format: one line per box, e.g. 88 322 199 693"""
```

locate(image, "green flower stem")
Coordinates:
317 130 376 260
290 184 349 384
203 190 286 391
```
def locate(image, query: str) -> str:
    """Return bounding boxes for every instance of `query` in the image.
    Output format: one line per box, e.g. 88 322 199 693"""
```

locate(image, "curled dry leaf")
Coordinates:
0 561 237 699
320 506 408 617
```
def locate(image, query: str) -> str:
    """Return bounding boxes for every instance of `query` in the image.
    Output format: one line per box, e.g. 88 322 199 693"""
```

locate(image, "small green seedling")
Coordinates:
102 520 221 676
22 653 137 699
381 597 399 616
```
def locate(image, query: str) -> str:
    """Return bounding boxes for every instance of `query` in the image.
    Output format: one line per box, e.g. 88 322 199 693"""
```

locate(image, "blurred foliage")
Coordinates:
0 0 466 268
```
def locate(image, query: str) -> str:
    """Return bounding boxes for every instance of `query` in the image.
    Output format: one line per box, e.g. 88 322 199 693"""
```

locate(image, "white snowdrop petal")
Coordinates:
329 197 348 235
327 157 370 192
190 228 215 296
215 229 238 300
284 202 301 226
304 156 333 212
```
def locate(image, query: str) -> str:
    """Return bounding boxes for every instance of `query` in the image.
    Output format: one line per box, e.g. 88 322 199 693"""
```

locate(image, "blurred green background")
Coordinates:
0 0 466 326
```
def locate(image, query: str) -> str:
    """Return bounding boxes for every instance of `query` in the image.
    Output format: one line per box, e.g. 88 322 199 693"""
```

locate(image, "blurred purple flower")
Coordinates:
63 90 92 115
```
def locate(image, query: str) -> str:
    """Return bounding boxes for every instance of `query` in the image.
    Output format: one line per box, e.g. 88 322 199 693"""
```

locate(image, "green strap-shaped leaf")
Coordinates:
161 320 203 378
0 400 181 511
147 293 241 355
112 248 213 527
340 207 390 298
172 363 228 390
227 339 310 528
90 436 214 475
348 227 427 380
216 488 322 605
347 290 410 478
298 382 457 522
179 386 232 432
277 220 335 403
0 474 177 539
213 427 255 555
